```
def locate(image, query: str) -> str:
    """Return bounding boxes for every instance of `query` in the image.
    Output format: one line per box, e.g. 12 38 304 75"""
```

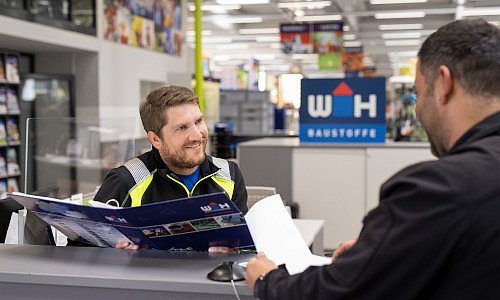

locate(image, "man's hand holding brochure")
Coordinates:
8 191 254 251
9 191 330 274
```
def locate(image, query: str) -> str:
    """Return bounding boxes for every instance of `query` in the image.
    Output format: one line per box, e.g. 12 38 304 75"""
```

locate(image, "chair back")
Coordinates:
246 186 277 209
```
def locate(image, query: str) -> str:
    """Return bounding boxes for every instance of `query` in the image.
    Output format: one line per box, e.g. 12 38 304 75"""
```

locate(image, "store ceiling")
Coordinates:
186 0 500 78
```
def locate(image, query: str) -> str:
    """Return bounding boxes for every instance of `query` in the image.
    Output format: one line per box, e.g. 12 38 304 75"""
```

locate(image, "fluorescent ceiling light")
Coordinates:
384 39 421 46
255 36 281 42
294 14 342 22
270 43 281 49
343 34 357 40
370 0 427 4
201 37 233 44
239 28 279 35
216 0 269 4
186 30 213 37
382 32 422 39
375 12 425 19
461 7 500 16
188 4 241 12
344 41 362 47
218 17 263 24
378 23 423 30
343 25 350 32
277 1 331 9
216 44 250 50
292 54 319 60
254 54 276 60
388 51 418 57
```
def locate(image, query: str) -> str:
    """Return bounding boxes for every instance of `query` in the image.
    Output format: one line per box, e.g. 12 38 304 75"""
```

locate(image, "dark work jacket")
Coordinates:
94 147 248 214
258 112 500 299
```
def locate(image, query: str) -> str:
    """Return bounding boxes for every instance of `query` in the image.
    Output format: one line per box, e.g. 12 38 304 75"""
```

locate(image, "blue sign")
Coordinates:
300 77 386 143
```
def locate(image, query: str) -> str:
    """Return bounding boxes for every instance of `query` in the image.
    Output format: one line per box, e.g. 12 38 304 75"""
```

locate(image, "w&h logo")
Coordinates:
200 202 231 213
308 82 377 119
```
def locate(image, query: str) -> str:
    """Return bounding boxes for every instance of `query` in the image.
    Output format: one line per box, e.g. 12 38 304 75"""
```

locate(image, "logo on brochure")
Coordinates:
105 215 128 223
200 202 231 213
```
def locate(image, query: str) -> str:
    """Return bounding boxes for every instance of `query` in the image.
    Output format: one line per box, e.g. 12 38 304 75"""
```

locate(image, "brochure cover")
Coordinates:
0 56 5 83
0 180 6 198
0 154 7 177
5 55 19 83
7 178 18 193
6 118 19 143
0 87 7 114
6 148 19 176
8 192 255 251
6 87 19 114
0 120 7 145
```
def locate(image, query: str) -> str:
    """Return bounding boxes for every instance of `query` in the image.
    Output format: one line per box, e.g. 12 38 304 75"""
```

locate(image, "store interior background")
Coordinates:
0 0 499 249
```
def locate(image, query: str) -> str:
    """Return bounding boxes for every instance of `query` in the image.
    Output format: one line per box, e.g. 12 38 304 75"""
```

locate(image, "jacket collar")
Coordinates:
449 111 500 154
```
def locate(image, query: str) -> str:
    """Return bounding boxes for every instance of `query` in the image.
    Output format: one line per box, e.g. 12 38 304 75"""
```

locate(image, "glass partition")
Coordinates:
24 117 136 201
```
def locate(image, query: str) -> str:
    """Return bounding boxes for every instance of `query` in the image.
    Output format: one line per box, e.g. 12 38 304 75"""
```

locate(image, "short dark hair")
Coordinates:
418 18 500 99
139 85 199 136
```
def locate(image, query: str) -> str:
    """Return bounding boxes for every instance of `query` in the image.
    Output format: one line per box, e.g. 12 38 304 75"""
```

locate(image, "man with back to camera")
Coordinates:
246 18 500 299
93 85 248 251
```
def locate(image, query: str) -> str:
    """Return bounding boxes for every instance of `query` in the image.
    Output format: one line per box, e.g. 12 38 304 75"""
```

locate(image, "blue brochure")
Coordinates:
8 192 255 251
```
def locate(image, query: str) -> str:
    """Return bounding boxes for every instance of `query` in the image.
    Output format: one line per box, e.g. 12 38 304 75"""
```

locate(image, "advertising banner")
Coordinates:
300 77 386 143
280 23 313 54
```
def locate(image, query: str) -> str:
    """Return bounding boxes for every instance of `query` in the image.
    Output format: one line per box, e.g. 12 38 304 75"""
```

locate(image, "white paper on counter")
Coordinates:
244 194 331 275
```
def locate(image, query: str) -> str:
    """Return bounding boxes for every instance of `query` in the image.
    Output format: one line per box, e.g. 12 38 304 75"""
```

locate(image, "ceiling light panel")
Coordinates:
216 0 270 4
378 23 423 30
294 14 342 22
238 28 280 35
375 12 425 19
384 39 421 46
277 1 332 9
381 32 422 39
370 0 428 4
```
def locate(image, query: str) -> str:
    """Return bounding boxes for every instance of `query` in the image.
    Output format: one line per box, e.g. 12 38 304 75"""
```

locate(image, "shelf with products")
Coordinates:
0 50 22 198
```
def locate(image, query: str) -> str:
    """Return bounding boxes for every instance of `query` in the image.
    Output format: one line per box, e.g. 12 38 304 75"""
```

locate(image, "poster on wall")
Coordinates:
300 77 386 143
103 0 182 56
280 23 313 54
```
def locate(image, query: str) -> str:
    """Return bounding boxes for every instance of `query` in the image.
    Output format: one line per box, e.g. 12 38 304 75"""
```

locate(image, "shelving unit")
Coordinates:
0 50 21 198
219 90 274 134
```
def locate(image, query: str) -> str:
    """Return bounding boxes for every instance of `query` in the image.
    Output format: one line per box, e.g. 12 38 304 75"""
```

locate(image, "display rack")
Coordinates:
0 50 21 198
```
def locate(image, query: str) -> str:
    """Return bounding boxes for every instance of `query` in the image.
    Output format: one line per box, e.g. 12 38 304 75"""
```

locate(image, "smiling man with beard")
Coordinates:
92 86 248 251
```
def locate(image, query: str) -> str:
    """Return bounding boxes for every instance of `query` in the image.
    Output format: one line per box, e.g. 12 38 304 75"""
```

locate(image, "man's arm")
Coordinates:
247 162 466 299
93 166 133 206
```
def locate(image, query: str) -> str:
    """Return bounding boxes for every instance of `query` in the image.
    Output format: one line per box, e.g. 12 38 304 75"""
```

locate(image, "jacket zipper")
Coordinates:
166 169 221 197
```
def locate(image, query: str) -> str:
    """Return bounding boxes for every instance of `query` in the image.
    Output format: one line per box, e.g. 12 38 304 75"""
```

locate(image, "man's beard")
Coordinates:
161 139 207 170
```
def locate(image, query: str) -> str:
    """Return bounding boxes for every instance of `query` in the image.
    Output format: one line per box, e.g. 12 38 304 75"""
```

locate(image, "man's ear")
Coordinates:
436 65 453 104
147 131 162 150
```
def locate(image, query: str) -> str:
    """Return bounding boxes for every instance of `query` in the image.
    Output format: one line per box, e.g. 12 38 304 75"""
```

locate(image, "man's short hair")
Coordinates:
418 18 500 99
140 85 199 136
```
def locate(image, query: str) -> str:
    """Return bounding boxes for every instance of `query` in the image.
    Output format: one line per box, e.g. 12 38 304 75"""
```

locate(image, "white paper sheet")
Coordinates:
245 194 331 274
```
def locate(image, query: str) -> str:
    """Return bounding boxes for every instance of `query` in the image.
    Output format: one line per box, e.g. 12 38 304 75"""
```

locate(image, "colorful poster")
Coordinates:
342 46 364 72
103 0 182 56
312 22 343 54
141 17 155 49
280 23 313 54
319 53 342 70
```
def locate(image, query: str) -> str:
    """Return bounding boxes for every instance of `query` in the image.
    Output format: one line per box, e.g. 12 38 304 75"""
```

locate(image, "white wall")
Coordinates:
0 3 195 141
98 41 193 139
